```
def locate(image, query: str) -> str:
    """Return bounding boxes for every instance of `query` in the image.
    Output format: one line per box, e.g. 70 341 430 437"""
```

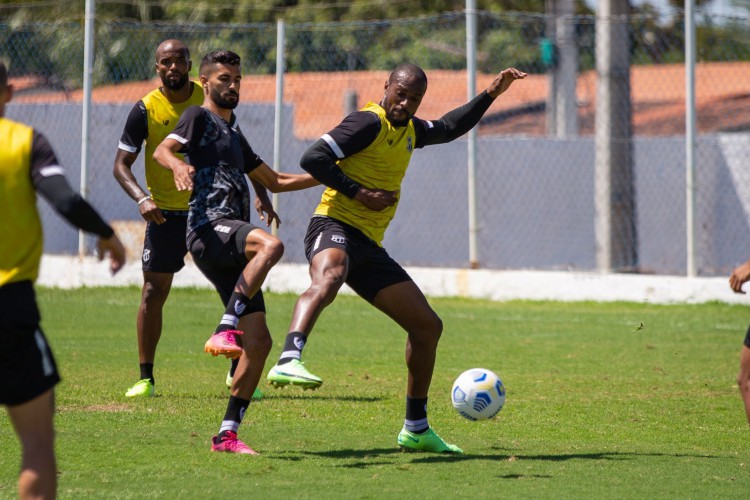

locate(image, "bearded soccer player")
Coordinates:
114 40 270 398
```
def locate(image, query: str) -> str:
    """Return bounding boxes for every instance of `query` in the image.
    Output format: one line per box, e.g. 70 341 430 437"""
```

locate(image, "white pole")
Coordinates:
79 0 94 257
685 0 697 277
272 19 285 238
466 0 478 269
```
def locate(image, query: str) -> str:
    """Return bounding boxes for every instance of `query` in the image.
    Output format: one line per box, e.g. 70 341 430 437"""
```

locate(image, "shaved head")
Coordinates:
155 39 190 62
388 63 427 87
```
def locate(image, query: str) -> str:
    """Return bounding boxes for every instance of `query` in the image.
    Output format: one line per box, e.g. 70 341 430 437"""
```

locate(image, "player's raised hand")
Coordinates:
486 68 527 99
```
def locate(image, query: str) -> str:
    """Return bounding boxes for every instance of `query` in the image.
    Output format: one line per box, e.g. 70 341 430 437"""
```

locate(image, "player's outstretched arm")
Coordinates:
248 162 320 194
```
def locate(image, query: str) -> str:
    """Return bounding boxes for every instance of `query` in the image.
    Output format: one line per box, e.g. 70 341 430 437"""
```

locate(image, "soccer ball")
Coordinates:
451 368 506 421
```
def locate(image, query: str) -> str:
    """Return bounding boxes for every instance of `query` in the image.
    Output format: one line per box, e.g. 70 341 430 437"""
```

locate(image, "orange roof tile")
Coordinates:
11 61 750 137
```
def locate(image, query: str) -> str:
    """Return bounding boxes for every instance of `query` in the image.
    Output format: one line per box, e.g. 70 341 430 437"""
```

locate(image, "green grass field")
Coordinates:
1 286 749 499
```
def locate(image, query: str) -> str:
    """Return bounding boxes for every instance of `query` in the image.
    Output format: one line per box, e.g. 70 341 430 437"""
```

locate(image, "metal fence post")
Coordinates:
272 19 285 238
466 0 478 269
79 0 94 257
685 0 697 277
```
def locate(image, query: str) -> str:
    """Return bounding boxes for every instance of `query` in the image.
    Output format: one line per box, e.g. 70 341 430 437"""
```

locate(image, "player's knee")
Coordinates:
142 280 170 305
252 236 284 268
243 330 273 358
264 238 284 265
256 332 273 358
410 314 442 347
312 270 346 300
427 315 443 343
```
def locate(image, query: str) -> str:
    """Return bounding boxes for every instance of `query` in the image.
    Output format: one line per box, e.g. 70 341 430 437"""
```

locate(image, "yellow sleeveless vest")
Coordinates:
0 118 42 285
140 82 203 210
313 101 415 245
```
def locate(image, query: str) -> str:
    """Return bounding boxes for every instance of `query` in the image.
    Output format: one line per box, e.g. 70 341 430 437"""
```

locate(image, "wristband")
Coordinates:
137 196 151 206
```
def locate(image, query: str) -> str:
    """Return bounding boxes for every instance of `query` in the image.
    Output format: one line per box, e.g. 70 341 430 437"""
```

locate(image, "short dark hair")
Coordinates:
199 50 241 74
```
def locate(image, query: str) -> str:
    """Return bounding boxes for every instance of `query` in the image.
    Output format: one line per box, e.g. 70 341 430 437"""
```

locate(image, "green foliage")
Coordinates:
0 1 747 90
1 287 749 498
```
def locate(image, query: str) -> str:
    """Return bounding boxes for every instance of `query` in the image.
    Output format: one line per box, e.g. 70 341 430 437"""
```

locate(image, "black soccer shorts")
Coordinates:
304 216 411 303
0 281 60 406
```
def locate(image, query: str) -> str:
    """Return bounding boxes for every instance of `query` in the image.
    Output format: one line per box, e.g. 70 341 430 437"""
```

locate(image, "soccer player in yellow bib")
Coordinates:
114 40 272 398
0 61 126 500
267 63 526 453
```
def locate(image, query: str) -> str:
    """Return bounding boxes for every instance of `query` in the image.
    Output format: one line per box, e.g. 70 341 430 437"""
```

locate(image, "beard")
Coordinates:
210 88 239 110
160 72 189 91
386 107 411 127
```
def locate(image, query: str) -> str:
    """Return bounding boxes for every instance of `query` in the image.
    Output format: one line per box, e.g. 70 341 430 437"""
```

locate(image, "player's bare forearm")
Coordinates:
250 164 319 193
154 143 194 191
113 150 148 201
275 172 319 192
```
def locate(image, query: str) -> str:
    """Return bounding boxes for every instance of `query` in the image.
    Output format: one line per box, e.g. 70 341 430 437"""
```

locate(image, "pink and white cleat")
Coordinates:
210 431 258 455
204 330 243 359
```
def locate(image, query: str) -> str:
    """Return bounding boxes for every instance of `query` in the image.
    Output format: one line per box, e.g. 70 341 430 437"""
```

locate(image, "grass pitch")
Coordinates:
1 286 749 498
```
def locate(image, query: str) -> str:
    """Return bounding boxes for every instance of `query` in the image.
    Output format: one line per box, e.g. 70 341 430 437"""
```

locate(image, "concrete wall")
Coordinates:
7 102 750 276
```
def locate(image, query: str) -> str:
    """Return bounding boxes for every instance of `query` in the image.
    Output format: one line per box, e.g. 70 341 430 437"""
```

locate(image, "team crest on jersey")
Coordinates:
387 139 393 146
162 119 169 126
142 249 151 263
406 136 413 152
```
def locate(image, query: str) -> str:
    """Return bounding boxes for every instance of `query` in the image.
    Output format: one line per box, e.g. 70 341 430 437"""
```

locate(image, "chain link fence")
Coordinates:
2 6 748 276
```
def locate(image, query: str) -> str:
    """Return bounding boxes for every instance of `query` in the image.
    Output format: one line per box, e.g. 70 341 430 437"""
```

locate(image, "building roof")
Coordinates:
11 61 750 138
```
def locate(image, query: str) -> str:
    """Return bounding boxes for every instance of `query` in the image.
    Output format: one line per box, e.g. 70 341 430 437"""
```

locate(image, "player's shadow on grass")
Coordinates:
294 448 723 466
261 394 388 403
491 449 724 462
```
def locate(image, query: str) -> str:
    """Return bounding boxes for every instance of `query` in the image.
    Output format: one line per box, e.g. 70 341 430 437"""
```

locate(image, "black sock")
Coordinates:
404 396 429 433
278 331 307 364
218 395 251 438
229 358 239 377
139 363 154 385
215 292 252 334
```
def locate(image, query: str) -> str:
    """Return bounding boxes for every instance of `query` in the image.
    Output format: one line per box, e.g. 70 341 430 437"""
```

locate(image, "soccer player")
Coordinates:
114 39 271 398
154 50 318 453
266 63 526 453
0 60 126 499
728 258 750 425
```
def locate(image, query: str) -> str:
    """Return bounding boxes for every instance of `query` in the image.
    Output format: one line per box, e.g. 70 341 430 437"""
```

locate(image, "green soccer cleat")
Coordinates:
397 427 463 454
125 378 154 398
267 359 322 390
225 370 263 400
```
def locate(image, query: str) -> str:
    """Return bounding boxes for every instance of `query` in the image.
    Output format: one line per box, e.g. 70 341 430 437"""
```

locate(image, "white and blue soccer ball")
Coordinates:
451 368 506 421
